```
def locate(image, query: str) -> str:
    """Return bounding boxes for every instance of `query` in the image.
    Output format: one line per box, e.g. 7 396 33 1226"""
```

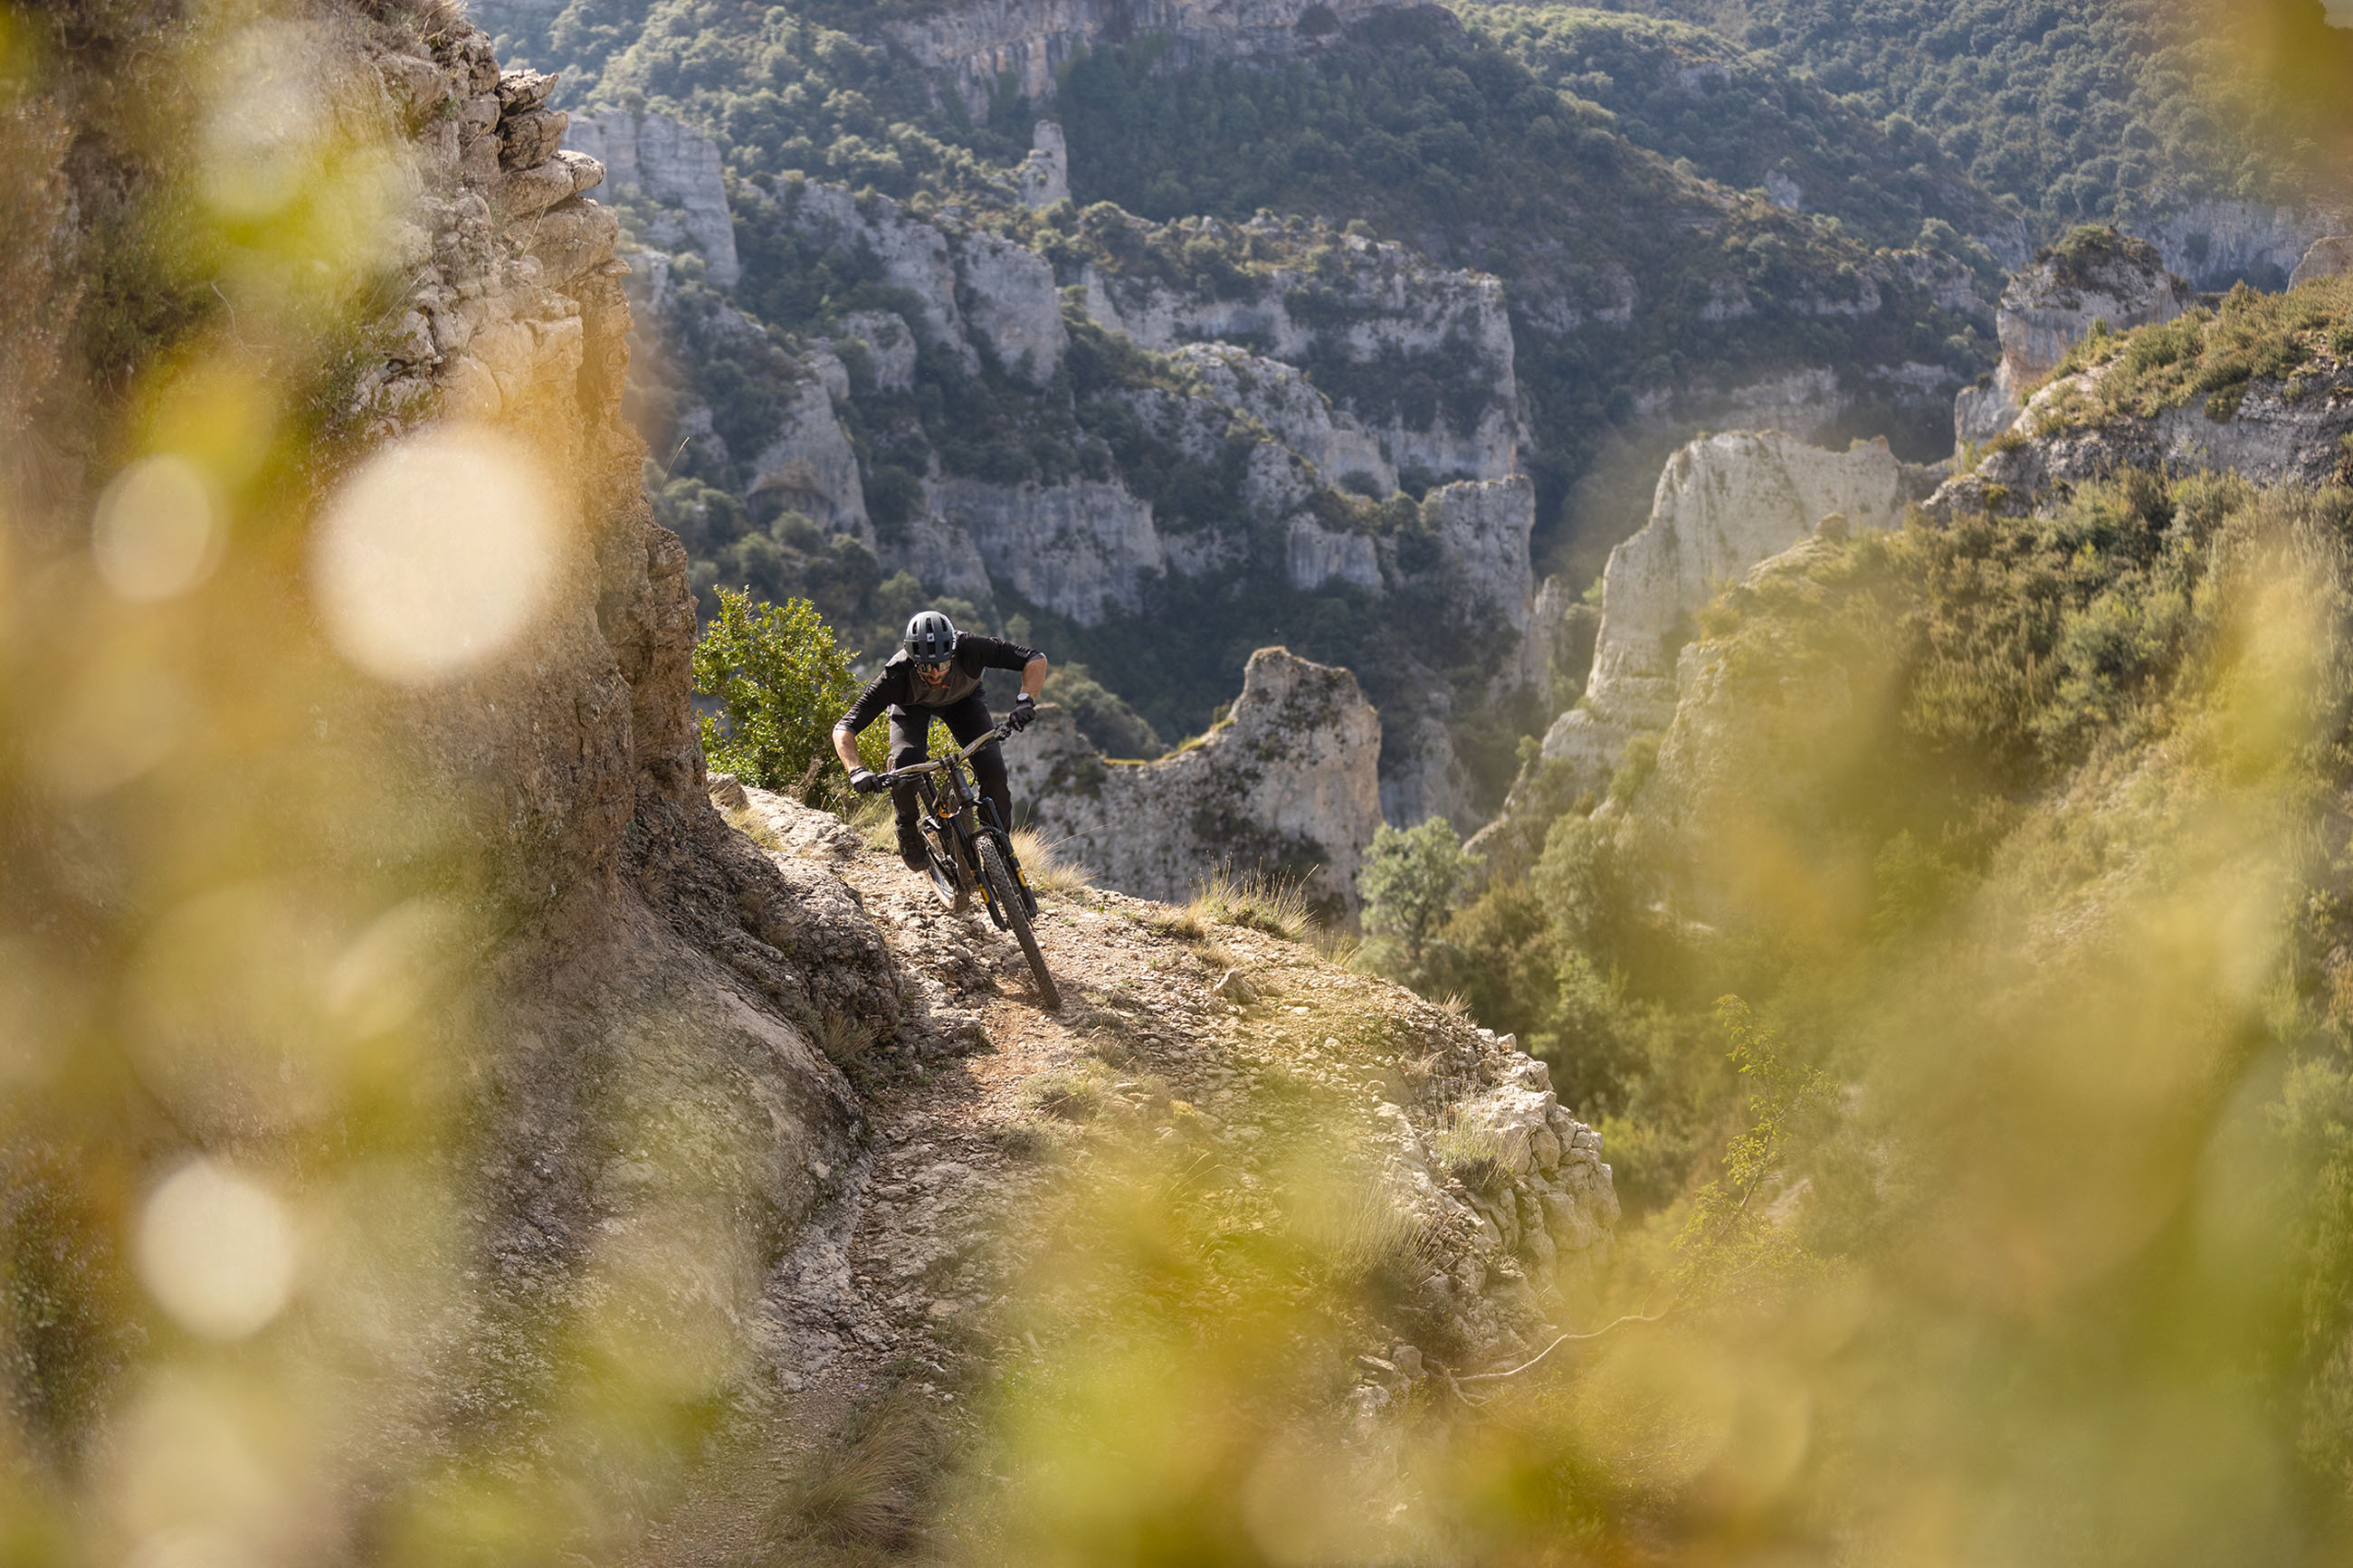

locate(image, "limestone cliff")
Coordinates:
886 0 1430 119
334 17 1019 1425
2136 199 2343 293
1536 432 1931 803
2295 237 2353 290
562 109 738 287
1953 229 2195 447
1082 219 1521 484
1005 648 1384 911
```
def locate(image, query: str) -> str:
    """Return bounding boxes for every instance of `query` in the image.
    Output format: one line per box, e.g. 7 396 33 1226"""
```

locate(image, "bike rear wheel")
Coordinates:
976 834 1059 1011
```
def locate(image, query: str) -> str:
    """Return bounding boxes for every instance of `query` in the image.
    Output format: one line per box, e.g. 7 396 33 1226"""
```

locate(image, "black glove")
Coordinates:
1007 694 1037 732
849 767 887 795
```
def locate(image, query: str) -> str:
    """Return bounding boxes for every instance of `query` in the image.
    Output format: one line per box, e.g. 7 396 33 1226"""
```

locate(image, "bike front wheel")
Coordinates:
976 833 1060 1011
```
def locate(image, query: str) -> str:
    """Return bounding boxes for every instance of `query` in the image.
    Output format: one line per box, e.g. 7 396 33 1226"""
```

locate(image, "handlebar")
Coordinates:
874 720 1016 784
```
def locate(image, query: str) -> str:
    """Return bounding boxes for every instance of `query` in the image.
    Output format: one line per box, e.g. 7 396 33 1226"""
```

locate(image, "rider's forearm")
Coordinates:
832 722 863 772
1019 655 1047 699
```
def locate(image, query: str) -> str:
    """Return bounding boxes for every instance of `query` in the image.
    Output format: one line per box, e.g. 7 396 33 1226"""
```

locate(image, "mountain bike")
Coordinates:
881 721 1061 1012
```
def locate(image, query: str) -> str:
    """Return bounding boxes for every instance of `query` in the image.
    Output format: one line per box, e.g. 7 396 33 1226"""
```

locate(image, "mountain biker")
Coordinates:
832 611 1048 872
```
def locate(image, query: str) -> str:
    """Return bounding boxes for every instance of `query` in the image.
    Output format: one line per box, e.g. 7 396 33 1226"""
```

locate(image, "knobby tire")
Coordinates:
977 834 1059 1011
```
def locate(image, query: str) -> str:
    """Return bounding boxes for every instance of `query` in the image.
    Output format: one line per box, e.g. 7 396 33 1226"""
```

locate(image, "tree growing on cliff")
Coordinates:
1358 817 1478 965
693 589 876 804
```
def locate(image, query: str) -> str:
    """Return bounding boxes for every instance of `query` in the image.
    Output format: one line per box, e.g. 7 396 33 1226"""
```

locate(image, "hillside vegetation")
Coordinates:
1360 277 2353 1544
1598 0 2353 251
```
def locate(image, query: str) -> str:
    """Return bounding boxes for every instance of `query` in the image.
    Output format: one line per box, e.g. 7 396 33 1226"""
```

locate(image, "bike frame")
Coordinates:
879 721 1029 922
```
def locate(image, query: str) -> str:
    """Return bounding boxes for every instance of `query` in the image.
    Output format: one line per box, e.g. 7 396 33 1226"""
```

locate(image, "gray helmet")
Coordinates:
902 610 957 663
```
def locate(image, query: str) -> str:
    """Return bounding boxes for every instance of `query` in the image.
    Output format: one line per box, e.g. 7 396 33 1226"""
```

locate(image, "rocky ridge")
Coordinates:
1007 647 1383 911
1931 283 2353 523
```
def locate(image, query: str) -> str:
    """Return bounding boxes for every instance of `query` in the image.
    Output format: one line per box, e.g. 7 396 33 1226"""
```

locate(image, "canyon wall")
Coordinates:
1535 432 1930 804
885 0 1431 119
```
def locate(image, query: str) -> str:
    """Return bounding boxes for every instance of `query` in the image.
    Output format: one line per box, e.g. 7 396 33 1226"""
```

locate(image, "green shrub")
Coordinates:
691 589 872 804
1358 818 1478 965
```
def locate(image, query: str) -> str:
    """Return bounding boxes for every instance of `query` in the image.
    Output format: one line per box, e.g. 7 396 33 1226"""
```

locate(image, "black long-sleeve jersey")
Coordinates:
837 633 1043 735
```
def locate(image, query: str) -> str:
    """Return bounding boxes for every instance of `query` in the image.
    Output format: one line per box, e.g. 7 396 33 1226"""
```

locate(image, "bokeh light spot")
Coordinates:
312 426 557 685
136 1160 298 1341
94 456 223 602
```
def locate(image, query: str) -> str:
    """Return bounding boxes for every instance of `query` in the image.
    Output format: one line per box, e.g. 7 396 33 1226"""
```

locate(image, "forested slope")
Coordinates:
1590 0 2352 277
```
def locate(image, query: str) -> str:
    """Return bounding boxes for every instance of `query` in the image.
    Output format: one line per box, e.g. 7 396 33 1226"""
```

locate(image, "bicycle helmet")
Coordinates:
902 610 958 664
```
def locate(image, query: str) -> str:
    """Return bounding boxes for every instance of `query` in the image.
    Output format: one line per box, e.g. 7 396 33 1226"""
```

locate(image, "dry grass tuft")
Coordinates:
1137 905 1208 941
762 1399 933 1563
1011 828 1091 896
1019 1069 1102 1123
726 805 786 853
1187 864 1319 940
1426 1103 1507 1193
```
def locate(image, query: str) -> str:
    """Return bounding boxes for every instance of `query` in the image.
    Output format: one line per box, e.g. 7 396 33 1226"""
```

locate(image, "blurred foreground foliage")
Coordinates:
10 4 2353 1568
1377 462 2353 1558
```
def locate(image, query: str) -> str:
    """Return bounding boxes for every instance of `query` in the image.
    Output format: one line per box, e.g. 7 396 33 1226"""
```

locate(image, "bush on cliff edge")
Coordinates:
693 588 878 804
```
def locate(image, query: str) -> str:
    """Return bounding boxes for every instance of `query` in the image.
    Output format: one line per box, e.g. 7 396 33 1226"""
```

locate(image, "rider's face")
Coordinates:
915 660 950 687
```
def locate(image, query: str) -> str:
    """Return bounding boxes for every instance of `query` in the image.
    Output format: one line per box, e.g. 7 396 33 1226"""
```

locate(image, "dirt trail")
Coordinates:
645 782 1621 1562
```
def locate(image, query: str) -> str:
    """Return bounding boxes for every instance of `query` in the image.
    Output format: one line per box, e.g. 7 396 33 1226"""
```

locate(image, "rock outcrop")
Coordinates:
1930 360 2353 521
1084 222 1521 483
1538 432 1929 800
2294 237 2353 290
773 179 1066 383
1006 648 1384 911
748 372 871 544
1954 229 2194 447
886 0 1429 119
337 13 958 1416
935 475 1164 625
1016 118 1069 209
1174 340 1396 494
563 109 739 287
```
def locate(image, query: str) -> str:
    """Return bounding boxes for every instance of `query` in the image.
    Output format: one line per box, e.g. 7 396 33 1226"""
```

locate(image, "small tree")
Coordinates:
1358 817 1477 965
692 588 872 806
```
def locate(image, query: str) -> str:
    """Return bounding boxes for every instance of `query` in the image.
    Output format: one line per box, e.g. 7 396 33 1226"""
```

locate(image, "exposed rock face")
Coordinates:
749 375 871 545
1930 360 2353 521
1083 225 1520 483
563 110 739 287
1005 648 1384 910
1424 474 1538 636
1172 340 1395 492
1288 517 1384 594
2294 237 2353 290
343 17 910 1394
935 475 1163 625
775 180 1065 383
1955 232 2194 446
833 309 919 393
1016 118 1069 209
1539 432 1926 798
887 0 1428 119
2136 200 2342 291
